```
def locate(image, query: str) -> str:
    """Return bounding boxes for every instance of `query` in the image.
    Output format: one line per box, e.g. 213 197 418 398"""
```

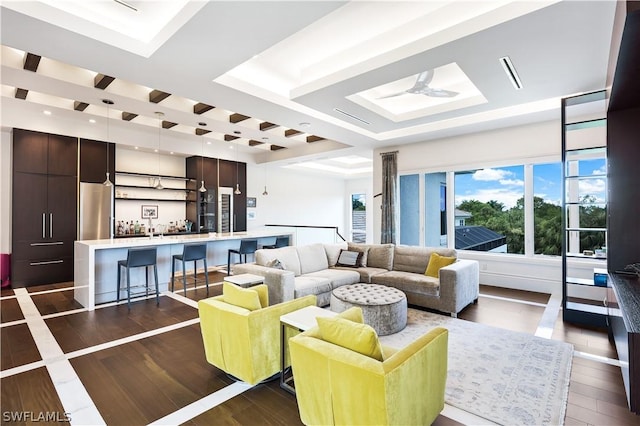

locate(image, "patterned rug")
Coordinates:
379 309 573 425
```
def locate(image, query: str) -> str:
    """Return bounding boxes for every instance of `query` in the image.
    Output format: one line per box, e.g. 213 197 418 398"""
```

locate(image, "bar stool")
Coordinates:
262 236 289 249
227 239 258 275
171 243 209 296
117 247 159 309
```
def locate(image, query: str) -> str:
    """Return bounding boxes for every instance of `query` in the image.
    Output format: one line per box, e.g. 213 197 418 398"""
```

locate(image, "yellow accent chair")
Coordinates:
198 282 316 385
289 315 448 425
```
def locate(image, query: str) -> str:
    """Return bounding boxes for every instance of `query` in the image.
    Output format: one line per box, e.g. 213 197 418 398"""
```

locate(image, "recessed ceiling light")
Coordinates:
299 122 311 127
262 137 269 140
198 122 207 126
102 99 114 105
170 152 174 155
43 110 52 115
134 146 139 150
233 130 241 135
89 119 96 124
154 149 158 153
206 141 211 145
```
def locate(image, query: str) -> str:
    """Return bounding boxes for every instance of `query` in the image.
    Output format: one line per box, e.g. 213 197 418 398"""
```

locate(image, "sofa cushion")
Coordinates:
366 244 395 270
347 242 369 266
316 316 384 361
393 245 457 274
294 276 332 299
256 246 302 276
304 268 360 288
298 243 330 274
331 266 388 284
337 306 364 323
425 252 456 278
371 271 440 297
324 242 348 266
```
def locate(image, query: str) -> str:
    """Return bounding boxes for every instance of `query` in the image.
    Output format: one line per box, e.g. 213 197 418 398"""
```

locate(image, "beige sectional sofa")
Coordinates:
232 242 479 317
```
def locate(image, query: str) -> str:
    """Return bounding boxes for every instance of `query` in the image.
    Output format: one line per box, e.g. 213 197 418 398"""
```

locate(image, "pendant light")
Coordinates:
262 164 268 196
154 111 164 190
199 138 207 193
234 140 241 195
102 99 114 186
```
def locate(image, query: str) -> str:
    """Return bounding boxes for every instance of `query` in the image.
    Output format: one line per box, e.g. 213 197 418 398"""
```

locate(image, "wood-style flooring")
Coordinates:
1 274 638 425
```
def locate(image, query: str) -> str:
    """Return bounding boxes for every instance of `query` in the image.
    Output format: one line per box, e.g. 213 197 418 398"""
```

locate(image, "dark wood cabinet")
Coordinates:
186 156 246 232
79 138 115 183
12 129 78 287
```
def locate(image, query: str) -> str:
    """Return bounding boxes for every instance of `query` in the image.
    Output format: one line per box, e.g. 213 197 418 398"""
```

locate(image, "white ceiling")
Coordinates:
0 1 619 178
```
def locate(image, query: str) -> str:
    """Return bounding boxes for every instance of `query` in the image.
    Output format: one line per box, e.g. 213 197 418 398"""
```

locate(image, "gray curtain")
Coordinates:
381 151 398 244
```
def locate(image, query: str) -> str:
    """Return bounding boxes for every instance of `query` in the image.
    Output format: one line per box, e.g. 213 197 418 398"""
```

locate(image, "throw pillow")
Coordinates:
347 243 369 267
222 281 262 311
336 249 363 267
337 306 364 324
425 252 457 278
249 283 269 308
266 258 286 270
317 316 384 361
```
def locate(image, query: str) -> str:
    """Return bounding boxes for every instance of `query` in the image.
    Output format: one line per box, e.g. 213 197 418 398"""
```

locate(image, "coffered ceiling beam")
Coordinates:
149 90 171 103
162 121 178 129
94 74 115 90
193 102 215 114
15 88 28 99
285 129 302 137
249 140 264 146
230 113 250 123
195 128 211 136
271 145 285 151
306 135 325 143
259 122 279 131
73 101 89 111
122 112 138 121
23 53 41 72
224 135 240 141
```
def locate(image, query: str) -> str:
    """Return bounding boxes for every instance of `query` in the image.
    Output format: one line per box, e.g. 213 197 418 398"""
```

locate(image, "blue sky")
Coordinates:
454 160 606 210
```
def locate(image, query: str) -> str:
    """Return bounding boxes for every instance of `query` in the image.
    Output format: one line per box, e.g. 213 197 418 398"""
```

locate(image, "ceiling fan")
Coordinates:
378 69 459 99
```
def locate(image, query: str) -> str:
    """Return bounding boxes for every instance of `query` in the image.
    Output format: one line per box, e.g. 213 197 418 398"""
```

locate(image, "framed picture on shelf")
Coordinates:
247 210 256 220
247 197 257 208
141 205 158 219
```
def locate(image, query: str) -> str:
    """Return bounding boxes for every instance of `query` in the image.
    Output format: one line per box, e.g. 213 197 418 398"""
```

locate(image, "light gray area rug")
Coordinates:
379 309 573 425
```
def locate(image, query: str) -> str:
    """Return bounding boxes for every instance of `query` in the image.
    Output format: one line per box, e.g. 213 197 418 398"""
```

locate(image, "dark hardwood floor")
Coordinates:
1 278 638 425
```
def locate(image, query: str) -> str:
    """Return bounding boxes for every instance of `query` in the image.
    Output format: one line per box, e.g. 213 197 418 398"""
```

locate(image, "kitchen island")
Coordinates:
74 230 292 310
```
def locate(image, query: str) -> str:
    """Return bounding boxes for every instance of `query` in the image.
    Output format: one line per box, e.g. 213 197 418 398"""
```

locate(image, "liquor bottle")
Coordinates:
134 221 140 234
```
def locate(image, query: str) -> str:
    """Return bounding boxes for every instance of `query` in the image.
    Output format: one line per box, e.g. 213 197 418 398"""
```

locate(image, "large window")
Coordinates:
351 193 366 243
399 174 419 246
533 163 562 255
454 166 524 254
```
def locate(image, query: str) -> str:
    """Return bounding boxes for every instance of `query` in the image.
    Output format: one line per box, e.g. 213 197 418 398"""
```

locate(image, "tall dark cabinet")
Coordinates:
186 156 246 233
606 4 640 415
12 129 78 287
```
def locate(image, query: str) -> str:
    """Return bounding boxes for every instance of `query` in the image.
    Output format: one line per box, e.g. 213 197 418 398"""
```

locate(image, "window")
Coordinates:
454 166 524 254
424 173 447 247
400 174 419 246
351 193 366 243
533 162 562 255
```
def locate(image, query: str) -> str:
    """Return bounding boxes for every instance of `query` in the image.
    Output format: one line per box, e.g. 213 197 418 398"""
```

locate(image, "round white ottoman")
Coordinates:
330 284 407 336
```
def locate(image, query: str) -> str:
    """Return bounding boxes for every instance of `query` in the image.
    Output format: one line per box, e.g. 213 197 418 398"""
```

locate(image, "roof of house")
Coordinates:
455 225 506 251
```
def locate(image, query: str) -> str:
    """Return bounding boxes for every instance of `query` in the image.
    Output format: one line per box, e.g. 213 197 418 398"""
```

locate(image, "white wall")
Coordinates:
1 128 12 254
245 164 348 239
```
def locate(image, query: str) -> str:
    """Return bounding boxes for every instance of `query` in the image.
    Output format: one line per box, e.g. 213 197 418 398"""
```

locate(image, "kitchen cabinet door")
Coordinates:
12 172 48 243
48 134 77 176
13 129 48 174
48 175 77 243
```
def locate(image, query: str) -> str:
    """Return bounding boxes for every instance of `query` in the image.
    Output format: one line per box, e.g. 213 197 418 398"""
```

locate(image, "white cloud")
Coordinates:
472 168 512 181
499 178 524 186
579 178 606 196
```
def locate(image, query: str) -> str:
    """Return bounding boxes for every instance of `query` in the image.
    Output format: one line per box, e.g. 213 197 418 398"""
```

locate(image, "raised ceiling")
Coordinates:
0 1 619 177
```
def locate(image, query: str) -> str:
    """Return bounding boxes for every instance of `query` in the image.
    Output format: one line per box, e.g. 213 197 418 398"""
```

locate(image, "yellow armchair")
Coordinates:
289 324 448 425
198 290 316 386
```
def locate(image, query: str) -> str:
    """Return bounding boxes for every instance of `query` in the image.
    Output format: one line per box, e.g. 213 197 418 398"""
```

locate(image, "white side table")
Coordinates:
280 306 337 395
223 273 264 288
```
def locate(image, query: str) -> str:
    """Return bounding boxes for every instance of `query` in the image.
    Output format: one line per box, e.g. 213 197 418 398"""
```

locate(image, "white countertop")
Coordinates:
75 229 292 249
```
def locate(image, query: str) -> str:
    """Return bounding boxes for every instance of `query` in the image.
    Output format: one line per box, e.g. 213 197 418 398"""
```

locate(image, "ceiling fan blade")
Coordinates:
421 88 459 98
376 91 407 99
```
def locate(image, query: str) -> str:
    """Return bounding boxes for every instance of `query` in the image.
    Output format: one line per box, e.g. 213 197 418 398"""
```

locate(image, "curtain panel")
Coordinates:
381 151 398 244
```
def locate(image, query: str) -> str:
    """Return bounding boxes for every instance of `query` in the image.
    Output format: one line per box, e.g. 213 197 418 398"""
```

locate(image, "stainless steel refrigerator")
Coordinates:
79 182 114 240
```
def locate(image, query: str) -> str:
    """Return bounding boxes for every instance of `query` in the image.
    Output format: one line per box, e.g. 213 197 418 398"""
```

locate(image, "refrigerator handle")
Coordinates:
42 213 46 238
50 213 53 238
